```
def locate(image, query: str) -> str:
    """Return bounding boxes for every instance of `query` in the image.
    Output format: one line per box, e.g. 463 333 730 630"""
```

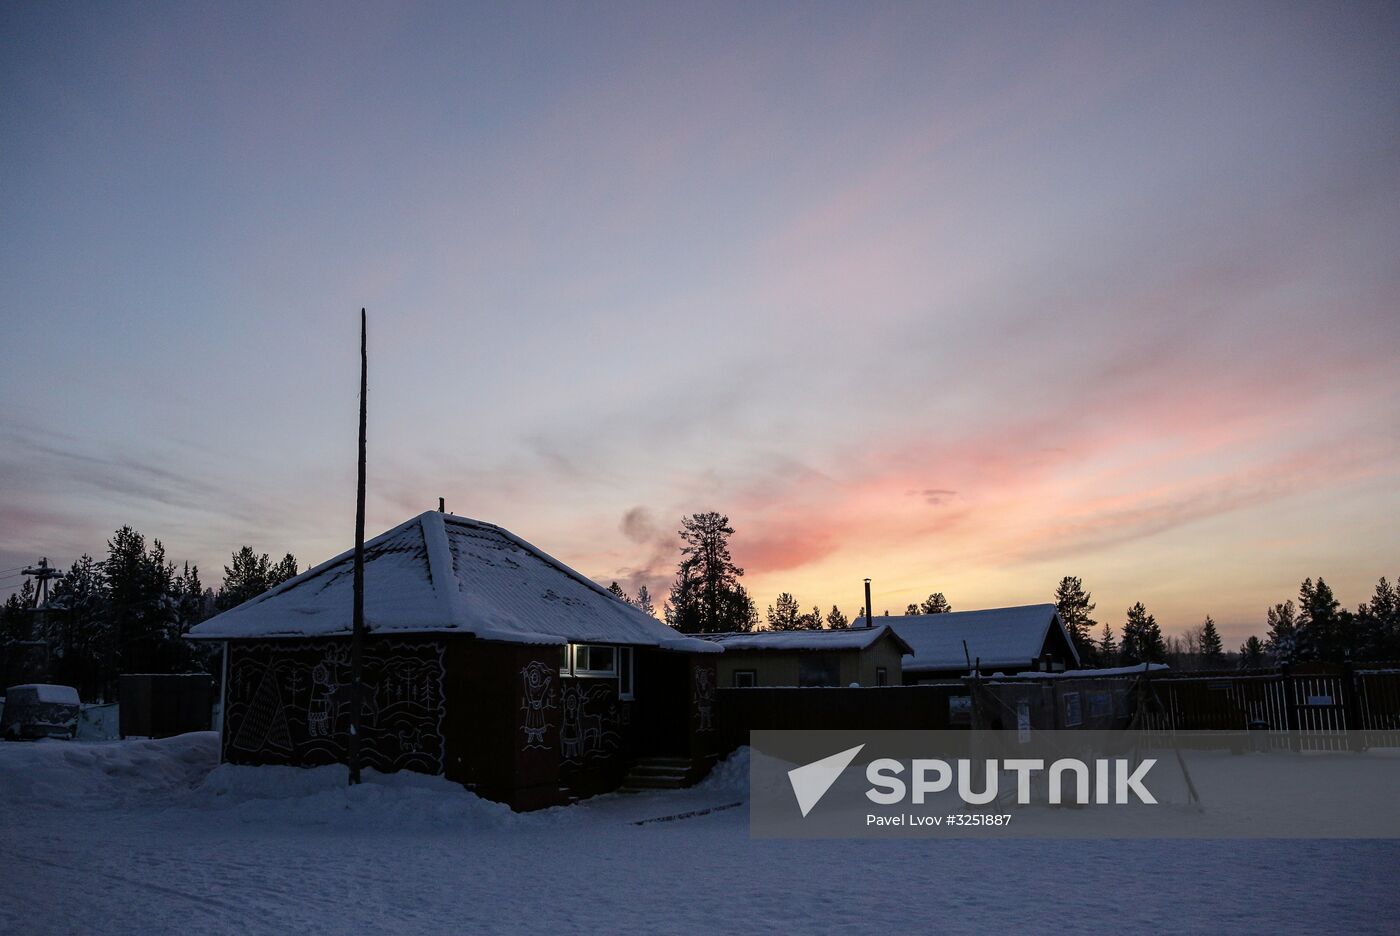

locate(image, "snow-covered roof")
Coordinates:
873 604 1080 673
996 663 1169 679
188 511 717 652
698 625 913 655
8 684 81 704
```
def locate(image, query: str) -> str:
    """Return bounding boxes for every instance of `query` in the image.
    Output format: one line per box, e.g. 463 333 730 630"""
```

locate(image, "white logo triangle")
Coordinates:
787 743 865 818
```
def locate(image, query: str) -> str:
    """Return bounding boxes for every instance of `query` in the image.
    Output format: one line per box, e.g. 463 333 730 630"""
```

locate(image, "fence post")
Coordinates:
1342 662 1364 752
1281 665 1300 752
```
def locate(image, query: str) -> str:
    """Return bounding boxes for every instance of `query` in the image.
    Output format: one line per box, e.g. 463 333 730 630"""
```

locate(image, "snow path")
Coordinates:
2 735 1397 935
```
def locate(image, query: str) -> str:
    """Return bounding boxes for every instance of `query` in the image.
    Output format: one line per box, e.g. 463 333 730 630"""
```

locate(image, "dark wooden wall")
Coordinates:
221 636 713 809
119 673 213 738
222 636 447 774
714 684 969 754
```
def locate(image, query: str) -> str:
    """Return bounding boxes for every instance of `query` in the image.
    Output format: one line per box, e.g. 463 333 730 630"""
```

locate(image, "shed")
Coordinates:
874 604 1080 683
187 510 720 809
700 625 913 688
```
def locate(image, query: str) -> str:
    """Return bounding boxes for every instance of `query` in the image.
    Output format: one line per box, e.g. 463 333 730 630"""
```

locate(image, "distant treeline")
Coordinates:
619 512 1400 671
0 526 299 700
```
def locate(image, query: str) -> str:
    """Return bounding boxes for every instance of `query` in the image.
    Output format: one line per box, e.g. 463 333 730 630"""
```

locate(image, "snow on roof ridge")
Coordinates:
421 510 468 626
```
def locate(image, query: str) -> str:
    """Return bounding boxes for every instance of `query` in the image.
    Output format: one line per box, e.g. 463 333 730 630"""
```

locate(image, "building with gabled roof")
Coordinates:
872 604 1081 682
189 510 720 809
699 625 913 688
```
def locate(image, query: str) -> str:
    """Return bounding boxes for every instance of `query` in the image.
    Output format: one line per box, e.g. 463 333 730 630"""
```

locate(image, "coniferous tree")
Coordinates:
1238 635 1267 669
607 581 631 603
801 605 824 630
826 605 849 629
1295 577 1349 663
725 583 760 632
920 593 952 614
1097 621 1118 666
44 555 111 696
1 580 37 643
1265 600 1298 665
1356 577 1398 661
1120 602 1165 665
1199 615 1224 667
216 548 298 611
104 527 177 681
767 592 802 631
664 512 755 633
216 546 272 611
269 553 299 587
905 603 920 615
635 584 656 618
1054 576 1099 668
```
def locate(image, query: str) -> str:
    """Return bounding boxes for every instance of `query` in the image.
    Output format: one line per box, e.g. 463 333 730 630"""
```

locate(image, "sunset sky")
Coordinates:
2 3 1397 645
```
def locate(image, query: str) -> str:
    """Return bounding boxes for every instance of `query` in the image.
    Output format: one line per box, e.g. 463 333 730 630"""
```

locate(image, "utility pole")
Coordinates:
22 558 61 607
348 309 368 786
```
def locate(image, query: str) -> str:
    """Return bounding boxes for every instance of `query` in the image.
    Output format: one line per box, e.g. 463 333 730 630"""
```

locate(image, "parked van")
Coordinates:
0 684 81 740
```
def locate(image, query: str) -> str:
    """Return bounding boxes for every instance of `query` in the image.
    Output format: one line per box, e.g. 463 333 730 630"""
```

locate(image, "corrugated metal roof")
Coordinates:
698 624 913 655
881 604 1080 672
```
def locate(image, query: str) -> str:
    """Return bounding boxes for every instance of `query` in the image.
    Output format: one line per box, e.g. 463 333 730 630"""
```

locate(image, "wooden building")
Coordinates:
701 625 913 688
188 510 720 810
873 604 1081 683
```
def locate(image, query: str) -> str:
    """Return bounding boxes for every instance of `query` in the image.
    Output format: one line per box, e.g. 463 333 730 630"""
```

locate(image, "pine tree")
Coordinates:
216 546 273 611
1199 615 1223 666
826 605 849 629
269 553 298 587
905 603 920 615
1238 635 1266 669
1053 576 1098 667
104 527 178 683
1 580 37 644
44 555 112 697
801 605 824 630
920 593 952 614
1357 577 1398 661
635 584 656 618
665 512 754 633
1097 621 1118 666
1198 612 1220 663
607 581 631 604
1265 600 1297 665
1120 602 1164 665
1295 577 1348 663
767 592 802 631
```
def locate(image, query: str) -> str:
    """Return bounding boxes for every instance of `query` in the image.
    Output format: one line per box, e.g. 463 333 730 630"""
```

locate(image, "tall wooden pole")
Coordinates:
349 308 368 785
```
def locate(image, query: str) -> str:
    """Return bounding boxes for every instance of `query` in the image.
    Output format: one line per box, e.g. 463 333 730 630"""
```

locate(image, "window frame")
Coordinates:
618 646 634 700
566 643 620 679
732 669 757 688
875 666 888 687
1062 691 1083 727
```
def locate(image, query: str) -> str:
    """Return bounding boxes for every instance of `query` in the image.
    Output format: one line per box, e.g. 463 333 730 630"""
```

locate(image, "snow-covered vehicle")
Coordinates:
0 684 81 740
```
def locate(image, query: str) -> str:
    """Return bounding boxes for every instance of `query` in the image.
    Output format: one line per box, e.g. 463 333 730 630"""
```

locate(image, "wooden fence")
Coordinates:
715 665 1400 753
715 684 969 754
1141 665 1400 750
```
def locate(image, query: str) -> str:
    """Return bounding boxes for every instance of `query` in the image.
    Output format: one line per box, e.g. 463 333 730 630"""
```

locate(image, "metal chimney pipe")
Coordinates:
438 497 445 513
864 578 873 628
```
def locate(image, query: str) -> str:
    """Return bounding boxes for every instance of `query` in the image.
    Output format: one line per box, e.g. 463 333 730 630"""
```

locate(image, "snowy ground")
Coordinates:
2 735 1397 935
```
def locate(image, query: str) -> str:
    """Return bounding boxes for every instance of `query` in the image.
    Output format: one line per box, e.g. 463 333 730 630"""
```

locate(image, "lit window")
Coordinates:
568 643 619 678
